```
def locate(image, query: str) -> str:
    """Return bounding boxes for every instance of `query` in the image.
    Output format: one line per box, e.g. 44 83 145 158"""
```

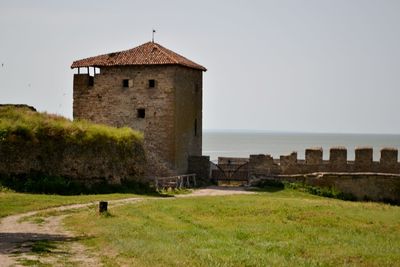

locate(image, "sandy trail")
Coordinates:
0 187 253 266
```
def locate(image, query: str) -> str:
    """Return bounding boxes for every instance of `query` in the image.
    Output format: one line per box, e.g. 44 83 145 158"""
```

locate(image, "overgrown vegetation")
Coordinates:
0 105 142 145
157 188 193 196
257 179 357 201
65 190 400 266
0 106 147 194
0 173 154 195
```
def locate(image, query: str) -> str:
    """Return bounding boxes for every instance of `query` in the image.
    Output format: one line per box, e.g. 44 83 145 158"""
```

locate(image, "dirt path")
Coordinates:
0 187 253 266
177 186 255 197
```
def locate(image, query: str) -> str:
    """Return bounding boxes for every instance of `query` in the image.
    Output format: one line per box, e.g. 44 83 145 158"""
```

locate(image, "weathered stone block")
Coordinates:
249 154 280 176
380 148 398 173
329 147 347 171
380 148 398 166
188 155 210 185
280 152 299 174
355 147 373 171
306 147 323 165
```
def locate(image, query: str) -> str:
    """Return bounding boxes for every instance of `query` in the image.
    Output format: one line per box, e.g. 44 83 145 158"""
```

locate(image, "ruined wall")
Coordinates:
73 65 202 176
0 134 146 185
261 173 400 204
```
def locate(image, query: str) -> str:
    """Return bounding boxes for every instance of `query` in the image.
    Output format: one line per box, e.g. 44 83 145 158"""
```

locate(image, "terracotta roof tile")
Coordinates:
71 42 206 71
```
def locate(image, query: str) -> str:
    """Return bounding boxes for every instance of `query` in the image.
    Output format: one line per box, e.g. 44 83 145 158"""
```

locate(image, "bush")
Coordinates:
258 179 357 201
0 173 156 195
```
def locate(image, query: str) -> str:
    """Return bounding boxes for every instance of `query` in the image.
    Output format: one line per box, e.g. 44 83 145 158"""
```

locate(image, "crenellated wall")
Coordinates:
238 147 400 203
249 147 400 176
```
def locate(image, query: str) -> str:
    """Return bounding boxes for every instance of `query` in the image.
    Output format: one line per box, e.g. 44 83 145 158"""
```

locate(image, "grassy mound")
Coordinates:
0 105 146 192
0 105 142 145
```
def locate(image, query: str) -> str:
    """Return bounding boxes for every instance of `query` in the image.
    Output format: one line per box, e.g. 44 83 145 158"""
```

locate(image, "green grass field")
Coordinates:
0 192 143 218
64 188 400 267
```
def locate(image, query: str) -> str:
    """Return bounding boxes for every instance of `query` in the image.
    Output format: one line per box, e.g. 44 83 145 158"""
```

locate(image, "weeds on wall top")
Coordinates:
0 106 143 146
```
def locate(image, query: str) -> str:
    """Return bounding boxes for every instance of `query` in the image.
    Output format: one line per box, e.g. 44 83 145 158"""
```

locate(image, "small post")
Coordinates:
99 201 108 213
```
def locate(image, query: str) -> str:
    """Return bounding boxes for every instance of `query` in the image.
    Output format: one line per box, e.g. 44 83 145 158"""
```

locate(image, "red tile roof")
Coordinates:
71 42 206 71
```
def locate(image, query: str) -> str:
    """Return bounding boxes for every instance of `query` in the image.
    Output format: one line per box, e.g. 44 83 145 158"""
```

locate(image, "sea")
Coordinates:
203 130 400 162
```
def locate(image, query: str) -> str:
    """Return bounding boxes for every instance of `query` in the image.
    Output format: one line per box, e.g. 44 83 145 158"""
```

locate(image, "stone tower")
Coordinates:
71 41 206 175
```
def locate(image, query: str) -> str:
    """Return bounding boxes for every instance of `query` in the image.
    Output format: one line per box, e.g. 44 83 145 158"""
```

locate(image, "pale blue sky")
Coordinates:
0 0 399 133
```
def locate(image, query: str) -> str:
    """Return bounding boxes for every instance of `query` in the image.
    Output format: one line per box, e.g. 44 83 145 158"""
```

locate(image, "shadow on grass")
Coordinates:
0 173 165 197
248 179 285 193
248 185 284 193
0 232 94 256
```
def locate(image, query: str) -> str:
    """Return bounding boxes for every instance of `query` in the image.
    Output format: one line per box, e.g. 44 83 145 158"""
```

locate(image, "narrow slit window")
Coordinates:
194 119 198 137
123 79 130 88
148 79 155 88
88 76 94 86
137 108 145 119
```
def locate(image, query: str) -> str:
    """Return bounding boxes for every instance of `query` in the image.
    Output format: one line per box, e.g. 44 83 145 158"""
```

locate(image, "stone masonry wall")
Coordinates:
245 147 400 203
0 137 146 185
258 173 400 204
248 147 400 176
73 65 203 177
174 67 203 173
188 156 210 186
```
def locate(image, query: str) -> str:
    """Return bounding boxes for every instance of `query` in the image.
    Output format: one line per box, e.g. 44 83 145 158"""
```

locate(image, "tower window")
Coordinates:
123 79 132 88
148 79 156 88
88 76 94 86
137 108 145 118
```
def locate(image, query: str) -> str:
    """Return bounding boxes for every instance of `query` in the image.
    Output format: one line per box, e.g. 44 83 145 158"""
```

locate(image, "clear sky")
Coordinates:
0 0 399 134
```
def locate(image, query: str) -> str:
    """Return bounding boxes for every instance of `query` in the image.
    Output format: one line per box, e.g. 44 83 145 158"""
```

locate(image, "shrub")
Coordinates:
0 173 155 195
258 179 357 201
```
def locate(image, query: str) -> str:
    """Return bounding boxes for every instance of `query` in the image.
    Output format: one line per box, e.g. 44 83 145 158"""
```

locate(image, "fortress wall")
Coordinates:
305 173 400 203
329 147 347 171
248 147 400 176
355 147 373 172
306 148 323 165
248 154 280 176
188 155 210 186
259 173 400 204
280 152 300 174
0 136 146 185
380 148 399 173
221 147 400 203
217 157 249 165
